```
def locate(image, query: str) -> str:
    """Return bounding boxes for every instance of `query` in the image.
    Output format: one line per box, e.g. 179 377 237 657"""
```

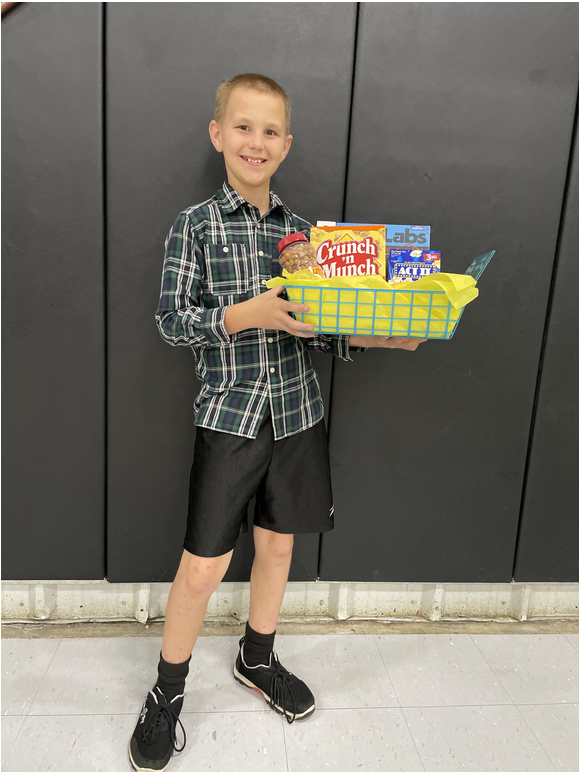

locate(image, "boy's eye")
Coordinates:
237 125 248 131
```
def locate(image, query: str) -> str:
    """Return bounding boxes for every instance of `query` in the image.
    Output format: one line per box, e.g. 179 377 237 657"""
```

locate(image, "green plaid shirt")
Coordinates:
155 182 364 440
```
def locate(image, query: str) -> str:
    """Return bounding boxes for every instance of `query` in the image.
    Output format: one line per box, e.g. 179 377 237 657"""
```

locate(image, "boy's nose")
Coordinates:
247 133 264 150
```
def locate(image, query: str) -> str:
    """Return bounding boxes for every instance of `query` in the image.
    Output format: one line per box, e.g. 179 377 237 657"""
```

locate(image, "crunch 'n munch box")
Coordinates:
309 226 387 280
388 248 441 284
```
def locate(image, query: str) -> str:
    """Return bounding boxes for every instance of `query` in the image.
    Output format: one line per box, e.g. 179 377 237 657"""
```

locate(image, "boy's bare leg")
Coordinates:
248 525 294 634
161 548 234 664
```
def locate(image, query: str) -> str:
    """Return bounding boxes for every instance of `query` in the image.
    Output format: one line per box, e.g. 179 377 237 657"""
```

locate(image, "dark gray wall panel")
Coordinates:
321 3 578 581
1 4 105 579
106 3 357 582
514 115 579 582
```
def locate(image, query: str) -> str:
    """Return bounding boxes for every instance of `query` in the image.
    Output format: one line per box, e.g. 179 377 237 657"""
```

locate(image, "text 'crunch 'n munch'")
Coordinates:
309 226 386 281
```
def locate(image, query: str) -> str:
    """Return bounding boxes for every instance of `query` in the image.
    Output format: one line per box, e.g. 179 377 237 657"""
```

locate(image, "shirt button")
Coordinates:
267 337 273 343
262 279 267 285
270 367 275 373
223 247 228 253
259 250 264 256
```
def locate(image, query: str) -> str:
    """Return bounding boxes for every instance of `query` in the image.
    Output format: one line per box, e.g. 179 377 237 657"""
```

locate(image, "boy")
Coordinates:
129 73 425 772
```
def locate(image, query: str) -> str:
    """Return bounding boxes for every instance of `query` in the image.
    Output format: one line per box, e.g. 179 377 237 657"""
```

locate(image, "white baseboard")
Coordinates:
1 581 578 625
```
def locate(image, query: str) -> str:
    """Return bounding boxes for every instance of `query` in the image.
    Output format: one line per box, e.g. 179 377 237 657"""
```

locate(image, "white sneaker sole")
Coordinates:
233 665 315 721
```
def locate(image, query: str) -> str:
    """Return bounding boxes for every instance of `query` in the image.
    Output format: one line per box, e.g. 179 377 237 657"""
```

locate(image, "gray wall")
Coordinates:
2 2 578 584
2 3 105 580
323 2 579 582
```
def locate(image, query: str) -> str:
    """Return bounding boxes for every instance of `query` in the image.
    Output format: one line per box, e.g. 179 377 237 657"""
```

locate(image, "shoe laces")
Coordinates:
142 688 187 753
269 651 297 725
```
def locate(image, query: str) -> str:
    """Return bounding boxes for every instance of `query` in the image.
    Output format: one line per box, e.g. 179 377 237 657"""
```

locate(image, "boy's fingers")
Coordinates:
288 318 314 335
293 323 315 334
283 300 309 313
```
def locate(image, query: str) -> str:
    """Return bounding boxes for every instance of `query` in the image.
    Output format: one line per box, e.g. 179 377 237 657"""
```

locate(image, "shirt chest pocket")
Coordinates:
203 243 250 296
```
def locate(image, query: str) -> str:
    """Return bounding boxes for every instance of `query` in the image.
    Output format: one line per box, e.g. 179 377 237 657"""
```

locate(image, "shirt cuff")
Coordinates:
337 335 354 361
198 306 231 346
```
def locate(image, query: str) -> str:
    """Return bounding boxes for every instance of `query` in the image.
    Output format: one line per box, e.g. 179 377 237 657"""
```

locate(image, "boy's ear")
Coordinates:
281 134 293 162
209 120 223 153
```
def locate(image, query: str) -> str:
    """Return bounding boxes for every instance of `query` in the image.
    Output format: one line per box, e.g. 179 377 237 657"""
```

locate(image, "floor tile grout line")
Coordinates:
371 634 403 708
281 713 291 772
397 707 429 772
373 631 524 709
2 639 62 767
371 634 429 772
1 713 26 768
19 637 64 718
400 701 579 710
7 702 580 720
10 708 273 718
469 632 580 704
513 703 562 772
468 632 518 706
559 632 580 653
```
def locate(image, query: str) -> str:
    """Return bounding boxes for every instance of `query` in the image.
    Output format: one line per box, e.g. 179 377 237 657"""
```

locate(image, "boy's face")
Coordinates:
209 87 292 199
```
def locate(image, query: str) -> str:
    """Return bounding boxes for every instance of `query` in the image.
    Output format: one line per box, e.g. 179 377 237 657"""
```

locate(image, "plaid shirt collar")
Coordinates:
216 181 292 218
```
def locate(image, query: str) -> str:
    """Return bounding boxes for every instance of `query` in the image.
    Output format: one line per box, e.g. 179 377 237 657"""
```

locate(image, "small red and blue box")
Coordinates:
388 248 441 283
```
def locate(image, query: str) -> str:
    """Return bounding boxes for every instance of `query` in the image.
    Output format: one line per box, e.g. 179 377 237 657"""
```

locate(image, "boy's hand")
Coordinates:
349 335 427 351
226 285 316 337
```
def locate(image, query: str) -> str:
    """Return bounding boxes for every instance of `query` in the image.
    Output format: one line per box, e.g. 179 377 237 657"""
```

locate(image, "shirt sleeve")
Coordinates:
304 334 368 361
155 212 232 347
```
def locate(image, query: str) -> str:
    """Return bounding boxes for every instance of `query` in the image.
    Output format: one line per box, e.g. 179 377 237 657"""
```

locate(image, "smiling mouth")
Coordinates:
240 156 267 165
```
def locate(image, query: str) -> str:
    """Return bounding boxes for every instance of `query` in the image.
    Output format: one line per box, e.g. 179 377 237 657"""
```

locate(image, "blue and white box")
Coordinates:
388 248 441 283
337 223 431 248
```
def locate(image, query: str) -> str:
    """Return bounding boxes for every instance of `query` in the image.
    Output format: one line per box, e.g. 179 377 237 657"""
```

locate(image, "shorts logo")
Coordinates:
329 506 334 517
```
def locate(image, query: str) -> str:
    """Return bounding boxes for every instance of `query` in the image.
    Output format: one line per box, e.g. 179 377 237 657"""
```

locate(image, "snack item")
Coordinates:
386 225 430 247
388 248 441 284
337 223 431 248
277 233 324 277
309 226 386 280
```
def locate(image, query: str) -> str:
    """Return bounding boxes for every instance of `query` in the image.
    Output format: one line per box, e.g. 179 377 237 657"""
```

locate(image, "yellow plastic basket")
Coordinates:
287 285 464 339
277 250 496 340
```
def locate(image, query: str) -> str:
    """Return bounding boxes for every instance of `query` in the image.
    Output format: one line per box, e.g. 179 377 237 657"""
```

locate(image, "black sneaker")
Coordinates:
233 636 315 723
128 686 186 772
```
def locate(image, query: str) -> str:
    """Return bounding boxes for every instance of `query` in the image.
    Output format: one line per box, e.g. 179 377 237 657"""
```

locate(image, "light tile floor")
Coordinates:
2 632 578 771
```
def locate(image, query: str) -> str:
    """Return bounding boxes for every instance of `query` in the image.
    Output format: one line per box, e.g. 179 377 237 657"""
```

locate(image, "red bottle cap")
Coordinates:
277 232 309 254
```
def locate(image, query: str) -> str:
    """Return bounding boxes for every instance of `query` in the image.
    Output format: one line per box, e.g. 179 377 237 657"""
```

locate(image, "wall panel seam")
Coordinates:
319 1 361 579
102 1 109 580
511 93 579 580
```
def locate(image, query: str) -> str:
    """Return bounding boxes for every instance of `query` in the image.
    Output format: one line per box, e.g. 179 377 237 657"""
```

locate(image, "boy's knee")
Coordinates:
257 531 294 560
179 549 232 596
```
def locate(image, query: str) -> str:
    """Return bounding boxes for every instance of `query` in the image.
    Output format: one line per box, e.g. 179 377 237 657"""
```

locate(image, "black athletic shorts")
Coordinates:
183 404 335 558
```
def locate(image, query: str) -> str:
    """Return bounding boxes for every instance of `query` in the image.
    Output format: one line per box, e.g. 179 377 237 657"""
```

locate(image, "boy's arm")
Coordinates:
155 213 232 347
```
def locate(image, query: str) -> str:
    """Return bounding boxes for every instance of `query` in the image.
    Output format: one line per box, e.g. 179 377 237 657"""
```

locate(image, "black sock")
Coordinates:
154 651 191 702
243 621 276 666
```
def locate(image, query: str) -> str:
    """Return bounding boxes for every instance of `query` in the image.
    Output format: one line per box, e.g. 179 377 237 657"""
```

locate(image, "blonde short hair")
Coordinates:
214 74 291 136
